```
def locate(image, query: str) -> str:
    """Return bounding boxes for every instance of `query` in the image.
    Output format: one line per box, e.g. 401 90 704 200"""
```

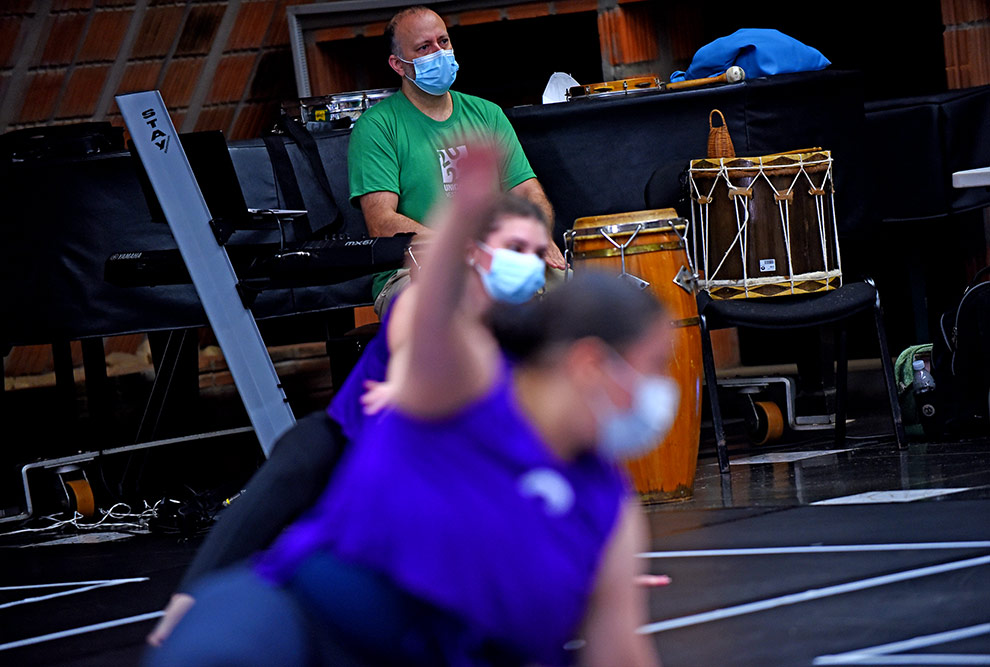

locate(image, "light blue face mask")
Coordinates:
595 360 679 461
398 48 459 96
474 242 545 304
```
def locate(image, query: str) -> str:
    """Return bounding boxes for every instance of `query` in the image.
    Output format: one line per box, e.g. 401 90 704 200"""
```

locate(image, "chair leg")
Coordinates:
834 324 848 447
873 295 907 449
700 314 730 474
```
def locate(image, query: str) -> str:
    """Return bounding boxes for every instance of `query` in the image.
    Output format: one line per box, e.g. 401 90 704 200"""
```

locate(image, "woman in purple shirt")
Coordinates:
148 148 668 666
147 193 553 648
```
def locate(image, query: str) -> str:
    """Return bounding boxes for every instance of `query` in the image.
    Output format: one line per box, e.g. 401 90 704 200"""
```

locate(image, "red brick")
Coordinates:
944 28 961 88
960 0 990 22
163 109 184 130
225 1 276 51
52 0 95 10
132 5 183 58
459 9 502 26
362 21 388 37
97 0 134 7
506 3 552 20
175 3 225 56
116 60 161 94
206 52 255 104
312 26 357 43
266 0 308 48
554 0 599 14
0 17 23 69
78 9 133 62
40 13 88 66
19 69 64 122
57 64 109 117
229 100 277 140
2 0 37 13
160 57 204 106
194 103 235 132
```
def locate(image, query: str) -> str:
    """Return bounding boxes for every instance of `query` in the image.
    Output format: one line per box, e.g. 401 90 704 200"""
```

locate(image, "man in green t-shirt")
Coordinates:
348 5 566 313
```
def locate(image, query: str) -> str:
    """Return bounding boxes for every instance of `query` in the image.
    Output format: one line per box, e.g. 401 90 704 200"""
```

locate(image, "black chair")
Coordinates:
698 280 907 473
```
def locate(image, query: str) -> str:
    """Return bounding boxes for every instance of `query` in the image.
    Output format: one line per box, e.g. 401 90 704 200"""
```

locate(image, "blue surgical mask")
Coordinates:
596 361 679 461
398 49 459 96
474 242 545 304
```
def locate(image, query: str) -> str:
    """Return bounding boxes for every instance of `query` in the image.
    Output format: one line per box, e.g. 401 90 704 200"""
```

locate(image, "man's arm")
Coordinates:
509 178 566 269
359 191 433 238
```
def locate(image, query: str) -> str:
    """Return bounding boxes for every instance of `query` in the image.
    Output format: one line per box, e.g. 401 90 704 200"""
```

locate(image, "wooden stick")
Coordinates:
665 66 745 91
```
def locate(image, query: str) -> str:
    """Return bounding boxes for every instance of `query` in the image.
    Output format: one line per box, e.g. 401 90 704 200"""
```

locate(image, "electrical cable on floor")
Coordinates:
0 500 166 537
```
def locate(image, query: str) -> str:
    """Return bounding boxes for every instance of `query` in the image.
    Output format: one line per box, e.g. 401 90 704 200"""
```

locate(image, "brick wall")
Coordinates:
0 0 307 140
942 0 990 88
1 0 672 140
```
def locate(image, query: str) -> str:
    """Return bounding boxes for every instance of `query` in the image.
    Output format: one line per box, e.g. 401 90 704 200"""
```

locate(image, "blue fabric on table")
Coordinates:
671 28 830 81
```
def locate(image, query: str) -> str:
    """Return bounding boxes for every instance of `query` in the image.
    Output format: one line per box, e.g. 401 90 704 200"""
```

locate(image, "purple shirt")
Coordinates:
326 306 393 441
258 364 629 665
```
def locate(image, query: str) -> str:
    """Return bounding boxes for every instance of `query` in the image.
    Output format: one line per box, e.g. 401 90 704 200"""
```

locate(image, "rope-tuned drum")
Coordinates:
688 149 842 300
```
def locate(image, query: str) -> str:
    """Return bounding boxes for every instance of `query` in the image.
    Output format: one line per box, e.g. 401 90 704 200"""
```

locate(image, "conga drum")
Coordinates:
688 149 842 299
564 209 702 502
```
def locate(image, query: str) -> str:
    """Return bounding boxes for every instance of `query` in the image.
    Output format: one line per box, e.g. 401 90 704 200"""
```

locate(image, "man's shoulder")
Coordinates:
451 90 505 118
352 90 406 130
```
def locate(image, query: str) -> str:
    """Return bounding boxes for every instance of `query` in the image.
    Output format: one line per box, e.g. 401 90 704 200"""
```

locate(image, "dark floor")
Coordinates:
1 368 989 666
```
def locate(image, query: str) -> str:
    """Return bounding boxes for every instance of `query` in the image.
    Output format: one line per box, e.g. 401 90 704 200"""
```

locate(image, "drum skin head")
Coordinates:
574 208 680 230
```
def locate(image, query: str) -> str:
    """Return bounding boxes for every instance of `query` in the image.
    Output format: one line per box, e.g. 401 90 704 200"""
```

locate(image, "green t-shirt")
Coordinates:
348 90 536 225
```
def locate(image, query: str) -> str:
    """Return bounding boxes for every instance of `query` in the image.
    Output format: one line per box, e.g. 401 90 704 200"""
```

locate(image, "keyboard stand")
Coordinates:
116 90 295 457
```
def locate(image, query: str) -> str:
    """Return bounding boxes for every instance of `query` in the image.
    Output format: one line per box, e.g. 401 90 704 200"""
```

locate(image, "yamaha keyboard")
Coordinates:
105 235 412 290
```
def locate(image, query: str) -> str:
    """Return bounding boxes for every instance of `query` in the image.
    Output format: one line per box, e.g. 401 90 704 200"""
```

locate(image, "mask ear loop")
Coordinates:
468 241 493 270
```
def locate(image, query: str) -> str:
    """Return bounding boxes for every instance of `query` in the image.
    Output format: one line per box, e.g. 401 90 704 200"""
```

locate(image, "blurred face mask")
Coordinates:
595 353 679 461
473 242 546 304
398 49 459 96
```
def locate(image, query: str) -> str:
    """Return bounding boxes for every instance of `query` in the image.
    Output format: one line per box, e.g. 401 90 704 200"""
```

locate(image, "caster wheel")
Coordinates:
65 478 96 518
749 400 784 445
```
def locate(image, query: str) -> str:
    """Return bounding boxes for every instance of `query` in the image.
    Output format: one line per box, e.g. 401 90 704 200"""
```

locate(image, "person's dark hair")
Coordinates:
385 5 433 57
490 272 666 363
478 192 547 240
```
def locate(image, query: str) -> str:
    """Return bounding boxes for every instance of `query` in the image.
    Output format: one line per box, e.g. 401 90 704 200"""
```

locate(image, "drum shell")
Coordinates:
691 152 841 299
567 217 702 502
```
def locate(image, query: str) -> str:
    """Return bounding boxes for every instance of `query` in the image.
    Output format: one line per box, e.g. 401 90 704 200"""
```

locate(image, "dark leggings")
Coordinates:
148 555 523 666
177 411 347 593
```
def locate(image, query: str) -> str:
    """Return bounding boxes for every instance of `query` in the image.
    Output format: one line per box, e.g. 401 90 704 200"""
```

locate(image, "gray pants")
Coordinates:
373 268 412 317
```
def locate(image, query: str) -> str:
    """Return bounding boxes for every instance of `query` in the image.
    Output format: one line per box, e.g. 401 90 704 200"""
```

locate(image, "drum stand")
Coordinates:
718 376 835 445
581 221 697 295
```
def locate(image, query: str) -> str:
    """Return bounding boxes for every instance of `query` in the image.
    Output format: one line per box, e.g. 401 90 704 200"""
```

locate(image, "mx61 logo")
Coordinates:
141 108 171 152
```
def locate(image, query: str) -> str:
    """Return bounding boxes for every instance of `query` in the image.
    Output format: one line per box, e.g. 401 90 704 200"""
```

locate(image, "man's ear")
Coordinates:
388 55 407 78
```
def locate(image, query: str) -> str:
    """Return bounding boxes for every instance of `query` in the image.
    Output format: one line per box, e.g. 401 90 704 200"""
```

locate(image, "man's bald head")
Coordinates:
385 6 438 57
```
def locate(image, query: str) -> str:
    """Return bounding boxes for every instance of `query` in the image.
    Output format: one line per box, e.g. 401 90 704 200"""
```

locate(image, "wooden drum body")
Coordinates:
688 150 842 300
564 209 702 502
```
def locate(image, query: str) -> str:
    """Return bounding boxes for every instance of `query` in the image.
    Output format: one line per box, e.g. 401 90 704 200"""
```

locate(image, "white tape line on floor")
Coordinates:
0 577 149 610
639 554 990 634
0 611 165 652
638 542 990 558
812 489 972 505
813 622 990 665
